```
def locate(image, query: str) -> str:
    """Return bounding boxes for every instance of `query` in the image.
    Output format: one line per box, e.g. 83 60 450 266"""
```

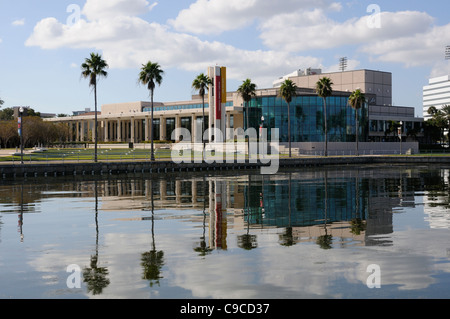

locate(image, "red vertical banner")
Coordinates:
215 75 221 120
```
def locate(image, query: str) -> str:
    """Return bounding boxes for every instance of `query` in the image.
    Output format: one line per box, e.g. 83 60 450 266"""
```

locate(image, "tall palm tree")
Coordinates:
81 53 108 163
279 79 297 157
192 73 212 152
139 61 164 161
316 77 333 156
348 89 366 156
237 79 257 154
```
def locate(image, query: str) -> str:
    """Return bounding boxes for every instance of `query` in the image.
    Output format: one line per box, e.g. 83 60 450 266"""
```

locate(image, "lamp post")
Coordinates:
399 121 403 155
19 107 24 164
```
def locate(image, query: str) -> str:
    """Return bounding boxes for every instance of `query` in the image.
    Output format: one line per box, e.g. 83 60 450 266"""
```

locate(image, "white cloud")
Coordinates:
12 18 25 26
169 0 336 35
260 10 435 52
25 0 322 88
360 23 450 68
82 0 153 20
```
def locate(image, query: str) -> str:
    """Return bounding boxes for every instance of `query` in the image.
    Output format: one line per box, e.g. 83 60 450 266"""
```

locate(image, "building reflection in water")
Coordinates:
4 166 450 250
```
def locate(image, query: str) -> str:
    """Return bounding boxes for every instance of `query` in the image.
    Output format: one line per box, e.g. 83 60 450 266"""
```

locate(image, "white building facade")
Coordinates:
423 75 450 119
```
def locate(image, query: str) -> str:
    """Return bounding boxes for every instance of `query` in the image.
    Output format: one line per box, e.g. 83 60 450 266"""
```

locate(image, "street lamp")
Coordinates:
399 121 403 155
19 107 24 164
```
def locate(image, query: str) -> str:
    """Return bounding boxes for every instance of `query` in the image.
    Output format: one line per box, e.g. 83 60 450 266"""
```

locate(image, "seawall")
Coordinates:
1 156 450 179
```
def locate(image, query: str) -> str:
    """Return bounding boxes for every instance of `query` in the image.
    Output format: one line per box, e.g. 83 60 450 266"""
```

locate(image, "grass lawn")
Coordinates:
0 148 174 163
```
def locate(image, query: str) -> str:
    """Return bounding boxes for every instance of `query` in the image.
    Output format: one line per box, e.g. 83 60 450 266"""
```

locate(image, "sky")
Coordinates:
1 0 450 117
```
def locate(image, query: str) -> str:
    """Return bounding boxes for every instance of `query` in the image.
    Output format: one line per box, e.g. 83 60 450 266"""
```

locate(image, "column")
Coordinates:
191 114 197 143
175 116 181 142
104 120 109 142
80 121 85 142
145 116 150 141
130 118 135 143
160 117 166 141
117 119 122 142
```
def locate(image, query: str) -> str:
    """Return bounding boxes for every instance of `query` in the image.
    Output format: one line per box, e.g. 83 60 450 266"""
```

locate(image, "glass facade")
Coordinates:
244 94 368 143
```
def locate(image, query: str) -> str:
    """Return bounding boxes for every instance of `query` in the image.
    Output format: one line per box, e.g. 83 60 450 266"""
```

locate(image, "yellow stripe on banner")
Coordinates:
221 67 226 103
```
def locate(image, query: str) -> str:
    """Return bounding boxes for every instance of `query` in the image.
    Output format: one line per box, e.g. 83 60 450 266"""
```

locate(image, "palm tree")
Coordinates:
279 79 297 157
348 89 366 156
81 53 108 163
237 79 257 154
316 77 333 156
139 61 164 161
192 73 212 152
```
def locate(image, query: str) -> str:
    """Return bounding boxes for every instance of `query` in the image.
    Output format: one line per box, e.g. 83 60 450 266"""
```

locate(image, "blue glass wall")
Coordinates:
244 95 367 143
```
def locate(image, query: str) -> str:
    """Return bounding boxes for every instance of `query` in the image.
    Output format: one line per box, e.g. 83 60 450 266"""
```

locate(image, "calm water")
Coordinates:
1 165 450 299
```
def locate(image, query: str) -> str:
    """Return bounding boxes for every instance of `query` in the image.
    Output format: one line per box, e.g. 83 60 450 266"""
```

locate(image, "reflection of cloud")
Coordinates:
23 200 450 298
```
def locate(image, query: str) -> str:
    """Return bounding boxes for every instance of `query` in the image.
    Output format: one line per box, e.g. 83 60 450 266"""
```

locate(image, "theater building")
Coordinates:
46 67 423 154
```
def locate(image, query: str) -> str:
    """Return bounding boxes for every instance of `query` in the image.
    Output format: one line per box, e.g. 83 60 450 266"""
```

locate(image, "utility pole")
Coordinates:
339 57 348 72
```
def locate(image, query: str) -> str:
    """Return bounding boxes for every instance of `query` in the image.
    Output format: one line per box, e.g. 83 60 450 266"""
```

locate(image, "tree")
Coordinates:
348 89 366 155
316 77 333 156
192 73 212 152
237 79 257 153
0 97 4 107
440 105 450 146
0 120 18 148
427 106 447 145
81 53 108 163
279 79 297 157
139 61 164 161
0 107 14 120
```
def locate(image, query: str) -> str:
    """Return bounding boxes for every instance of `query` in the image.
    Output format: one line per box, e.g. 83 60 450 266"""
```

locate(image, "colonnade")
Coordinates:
64 113 235 143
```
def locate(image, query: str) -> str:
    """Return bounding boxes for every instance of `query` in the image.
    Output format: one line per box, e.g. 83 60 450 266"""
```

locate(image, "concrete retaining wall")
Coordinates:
1 156 449 179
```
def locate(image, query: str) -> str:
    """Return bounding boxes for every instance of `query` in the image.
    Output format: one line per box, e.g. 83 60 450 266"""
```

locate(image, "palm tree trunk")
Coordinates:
324 98 328 156
288 102 291 158
202 95 205 157
94 83 98 163
356 111 359 156
151 89 155 161
246 101 250 157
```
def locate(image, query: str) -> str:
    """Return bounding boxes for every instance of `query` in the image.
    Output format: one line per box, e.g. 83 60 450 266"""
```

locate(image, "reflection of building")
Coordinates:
2 167 434 248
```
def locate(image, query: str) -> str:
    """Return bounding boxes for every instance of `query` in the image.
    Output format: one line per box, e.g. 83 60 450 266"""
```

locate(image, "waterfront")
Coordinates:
1 165 450 299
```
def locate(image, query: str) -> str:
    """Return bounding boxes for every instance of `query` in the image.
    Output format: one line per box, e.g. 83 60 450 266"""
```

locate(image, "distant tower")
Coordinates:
339 57 348 72
446 45 450 60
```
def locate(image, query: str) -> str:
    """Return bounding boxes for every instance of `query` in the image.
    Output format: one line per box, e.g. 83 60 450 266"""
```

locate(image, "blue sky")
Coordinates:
1 0 450 117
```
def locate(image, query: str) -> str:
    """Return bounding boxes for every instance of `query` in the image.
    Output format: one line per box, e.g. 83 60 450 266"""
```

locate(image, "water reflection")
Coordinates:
1 165 450 298
83 181 110 295
2 166 450 249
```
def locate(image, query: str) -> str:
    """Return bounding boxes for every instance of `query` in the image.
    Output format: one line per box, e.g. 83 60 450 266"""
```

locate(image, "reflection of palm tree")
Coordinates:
316 170 332 249
83 180 110 295
194 177 212 256
141 180 164 287
238 177 257 250
280 173 295 246
350 171 366 235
